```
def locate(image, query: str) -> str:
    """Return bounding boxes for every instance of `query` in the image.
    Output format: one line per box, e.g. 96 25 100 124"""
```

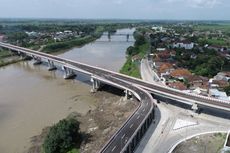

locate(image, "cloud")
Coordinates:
188 0 221 8
167 0 221 8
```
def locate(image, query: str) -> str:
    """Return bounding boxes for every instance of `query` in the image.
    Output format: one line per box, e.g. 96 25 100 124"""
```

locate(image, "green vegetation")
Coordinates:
198 38 227 46
43 118 81 153
42 36 96 53
66 148 80 153
120 57 141 78
0 58 23 67
0 49 23 67
0 49 12 58
194 24 230 32
175 48 228 77
120 29 149 78
224 85 230 96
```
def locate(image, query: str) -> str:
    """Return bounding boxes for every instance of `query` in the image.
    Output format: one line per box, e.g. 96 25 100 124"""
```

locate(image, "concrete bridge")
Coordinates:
0 42 230 153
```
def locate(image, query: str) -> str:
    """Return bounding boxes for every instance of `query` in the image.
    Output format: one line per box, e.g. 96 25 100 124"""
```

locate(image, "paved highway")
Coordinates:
1 42 230 152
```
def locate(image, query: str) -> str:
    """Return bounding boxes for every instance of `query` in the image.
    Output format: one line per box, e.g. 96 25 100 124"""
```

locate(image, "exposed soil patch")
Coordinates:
173 133 227 153
27 86 138 153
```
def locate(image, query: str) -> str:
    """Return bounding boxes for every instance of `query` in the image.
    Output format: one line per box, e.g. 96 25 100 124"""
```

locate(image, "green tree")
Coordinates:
224 86 230 96
134 33 146 46
43 118 81 153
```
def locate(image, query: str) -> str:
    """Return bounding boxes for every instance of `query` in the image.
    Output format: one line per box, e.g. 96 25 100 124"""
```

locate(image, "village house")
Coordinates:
211 80 229 90
167 82 187 90
209 89 229 101
187 75 209 90
214 72 230 81
131 54 142 62
207 45 224 52
170 68 192 80
158 63 175 79
173 40 194 50
157 50 171 60
170 50 176 57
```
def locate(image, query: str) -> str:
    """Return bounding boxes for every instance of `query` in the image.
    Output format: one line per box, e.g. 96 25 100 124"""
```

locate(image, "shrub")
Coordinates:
43 118 81 153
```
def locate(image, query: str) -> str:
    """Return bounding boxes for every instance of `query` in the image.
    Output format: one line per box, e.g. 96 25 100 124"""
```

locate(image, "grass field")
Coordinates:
194 24 230 32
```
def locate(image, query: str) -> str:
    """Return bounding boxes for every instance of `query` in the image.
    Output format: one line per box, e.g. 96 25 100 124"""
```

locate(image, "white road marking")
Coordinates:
112 146 117 152
137 115 140 119
121 134 126 139
130 123 134 128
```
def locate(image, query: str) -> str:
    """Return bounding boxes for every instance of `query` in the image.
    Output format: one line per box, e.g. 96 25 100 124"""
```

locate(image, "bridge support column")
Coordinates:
62 66 76 79
90 77 101 93
47 60 57 71
124 90 132 100
33 57 42 65
192 103 199 112
20 52 31 60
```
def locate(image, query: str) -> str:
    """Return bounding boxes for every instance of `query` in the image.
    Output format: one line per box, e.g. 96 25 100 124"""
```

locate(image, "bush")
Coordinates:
43 118 81 153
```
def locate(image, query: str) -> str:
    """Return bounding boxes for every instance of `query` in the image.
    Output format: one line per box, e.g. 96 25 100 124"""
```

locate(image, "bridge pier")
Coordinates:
33 56 42 65
47 59 57 71
124 89 132 100
192 103 199 112
19 52 31 60
126 34 129 42
62 66 76 79
90 77 101 93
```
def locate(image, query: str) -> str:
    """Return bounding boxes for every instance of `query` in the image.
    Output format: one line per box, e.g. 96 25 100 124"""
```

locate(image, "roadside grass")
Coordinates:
0 49 12 59
120 57 141 78
66 148 80 153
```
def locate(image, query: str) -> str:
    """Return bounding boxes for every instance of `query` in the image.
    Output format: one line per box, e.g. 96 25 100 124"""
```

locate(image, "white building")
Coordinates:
209 89 229 101
173 41 194 50
152 26 167 33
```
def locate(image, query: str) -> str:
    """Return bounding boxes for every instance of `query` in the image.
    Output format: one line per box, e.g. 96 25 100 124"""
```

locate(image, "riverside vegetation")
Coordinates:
0 21 136 67
120 28 150 78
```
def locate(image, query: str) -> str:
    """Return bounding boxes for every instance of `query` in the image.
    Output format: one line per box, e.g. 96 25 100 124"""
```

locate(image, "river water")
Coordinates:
60 28 135 71
0 28 134 153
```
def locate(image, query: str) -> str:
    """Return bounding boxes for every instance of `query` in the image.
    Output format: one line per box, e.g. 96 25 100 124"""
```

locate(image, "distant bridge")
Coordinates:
102 33 133 42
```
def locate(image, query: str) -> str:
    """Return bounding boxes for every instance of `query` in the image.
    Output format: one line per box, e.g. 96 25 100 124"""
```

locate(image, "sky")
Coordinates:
0 0 229 20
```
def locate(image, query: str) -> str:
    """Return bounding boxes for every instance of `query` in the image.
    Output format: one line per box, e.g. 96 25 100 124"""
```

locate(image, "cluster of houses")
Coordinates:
148 25 230 101
25 30 84 43
152 57 229 100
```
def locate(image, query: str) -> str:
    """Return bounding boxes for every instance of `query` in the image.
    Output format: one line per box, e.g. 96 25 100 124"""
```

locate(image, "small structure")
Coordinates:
170 68 192 80
187 75 209 89
156 48 166 51
167 82 187 90
214 72 230 82
173 40 194 50
0 34 4 42
209 89 229 101
208 45 224 52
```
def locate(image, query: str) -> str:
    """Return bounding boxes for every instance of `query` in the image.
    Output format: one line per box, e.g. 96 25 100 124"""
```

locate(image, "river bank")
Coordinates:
120 29 149 78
